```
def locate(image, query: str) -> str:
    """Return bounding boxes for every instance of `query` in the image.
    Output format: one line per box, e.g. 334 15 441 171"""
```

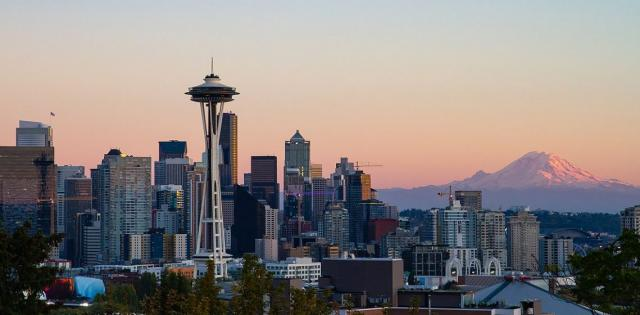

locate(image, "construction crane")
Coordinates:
353 161 383 170
437 185 454 207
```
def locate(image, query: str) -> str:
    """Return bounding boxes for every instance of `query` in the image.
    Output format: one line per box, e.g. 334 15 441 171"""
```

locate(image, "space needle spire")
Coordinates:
186 62 238 279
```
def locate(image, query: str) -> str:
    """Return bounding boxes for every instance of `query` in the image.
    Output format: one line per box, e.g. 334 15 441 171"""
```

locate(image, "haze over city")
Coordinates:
1 1 639 189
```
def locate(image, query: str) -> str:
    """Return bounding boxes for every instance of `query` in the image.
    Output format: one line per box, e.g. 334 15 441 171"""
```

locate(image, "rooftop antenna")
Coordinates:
210 58 214 75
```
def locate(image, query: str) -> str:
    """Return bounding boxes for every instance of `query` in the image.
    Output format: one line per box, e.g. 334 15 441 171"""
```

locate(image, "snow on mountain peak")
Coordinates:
453 151 631 189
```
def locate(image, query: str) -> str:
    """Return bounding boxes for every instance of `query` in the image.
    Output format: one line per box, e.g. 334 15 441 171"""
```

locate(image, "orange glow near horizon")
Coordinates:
0 1 638 188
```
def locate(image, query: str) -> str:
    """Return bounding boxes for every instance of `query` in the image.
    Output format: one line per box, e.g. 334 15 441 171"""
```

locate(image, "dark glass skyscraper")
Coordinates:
159 140 187 160
220 113 238 188
250 156 279 210
0 146 56 235
231 185 267 256
284 130 310 189
63 176 92 263
345 170 371 246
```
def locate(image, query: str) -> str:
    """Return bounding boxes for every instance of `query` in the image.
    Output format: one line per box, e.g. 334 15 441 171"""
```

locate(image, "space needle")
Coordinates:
186 61 238 279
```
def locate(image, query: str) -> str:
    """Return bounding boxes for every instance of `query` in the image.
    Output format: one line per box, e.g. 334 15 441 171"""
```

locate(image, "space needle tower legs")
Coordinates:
187 63 238 279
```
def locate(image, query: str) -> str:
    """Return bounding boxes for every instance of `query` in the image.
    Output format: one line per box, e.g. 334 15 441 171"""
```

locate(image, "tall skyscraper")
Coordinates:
56 165 85 236
63 176 92 263
311 177 330 230
220 113 238 187
155 185 185 234
476 210 507 268
284 130 310 182
331 157 356 201
250 156 279 210
320 203 350 253
437 201 474 248
154 158 190 186
93 149 152 264
231 185 269 256
621 205 640 235
539 235 573 273
16 120 53 147
345 170 371 246
75 210 101 266
185 165 206 255
507 210 540 272
0 146 56 235
159 140 187 160
455 191 482 211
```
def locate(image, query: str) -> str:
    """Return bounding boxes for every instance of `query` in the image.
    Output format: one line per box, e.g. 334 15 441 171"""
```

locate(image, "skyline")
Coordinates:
1 1 639 188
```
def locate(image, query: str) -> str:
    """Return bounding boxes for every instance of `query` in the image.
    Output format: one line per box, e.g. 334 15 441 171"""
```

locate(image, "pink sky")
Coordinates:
1 1 639 188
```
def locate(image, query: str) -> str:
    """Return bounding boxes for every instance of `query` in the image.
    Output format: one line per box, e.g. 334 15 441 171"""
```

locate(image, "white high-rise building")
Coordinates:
320 204 350 252
94 149 152 264
438 201 475 248
507 210 540 272
621 205 640 235
476 210 507 269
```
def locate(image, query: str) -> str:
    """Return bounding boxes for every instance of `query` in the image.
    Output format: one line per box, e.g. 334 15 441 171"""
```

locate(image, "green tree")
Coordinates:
290 287 333 315
230 254 273 315
409 295 420 315
95 283 140 313
570 229 640 314
268 283 287 315
135 272 158 301
143 270 193 315
194 260 225 315
0 222 62 315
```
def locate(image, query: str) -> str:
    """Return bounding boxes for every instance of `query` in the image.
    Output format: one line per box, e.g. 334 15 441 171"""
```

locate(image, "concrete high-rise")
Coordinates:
185 165 206 255
320 203 350 253
220 113 238 187
455 191 482 211
75 210 101 266
539 235 573 273
16 120 53 147
154 158 190 186
0 146 56 235
93 149 152 264
621 205 640 235
507 210 540 272
155 185 185 234
186 66 238 279
476 210 507 268
250 156 279 210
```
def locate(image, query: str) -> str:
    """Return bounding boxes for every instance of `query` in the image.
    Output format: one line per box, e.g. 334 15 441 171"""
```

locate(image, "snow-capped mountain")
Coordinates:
377 151 639 212
451 151 632 190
